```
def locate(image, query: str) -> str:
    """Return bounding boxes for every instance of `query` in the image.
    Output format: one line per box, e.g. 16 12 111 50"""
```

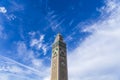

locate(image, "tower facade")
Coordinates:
51 33 68 80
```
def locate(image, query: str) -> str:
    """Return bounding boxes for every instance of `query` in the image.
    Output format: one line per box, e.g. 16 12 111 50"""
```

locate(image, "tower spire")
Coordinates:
54 33 63 43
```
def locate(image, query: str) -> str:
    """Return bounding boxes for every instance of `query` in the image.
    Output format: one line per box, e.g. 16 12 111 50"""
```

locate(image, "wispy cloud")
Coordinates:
30 35 44 48
30 34 48 55
5 14 16 21
17 41 41 68
16 41 50 73
28 32 36 38
68 0 120 80
9 0 24 12
0 0 24 21
0 25 7 39
46 10 65 32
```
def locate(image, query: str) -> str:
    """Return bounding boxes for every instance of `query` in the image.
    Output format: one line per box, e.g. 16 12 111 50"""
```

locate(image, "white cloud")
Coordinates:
17 42 42 67
0 7 7 13
30 34 48 55
16 41 50 76
30 35 44 48
68 0 120 80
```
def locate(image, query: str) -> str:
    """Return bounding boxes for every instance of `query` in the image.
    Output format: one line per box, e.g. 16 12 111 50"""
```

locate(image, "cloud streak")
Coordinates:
0 55 43 80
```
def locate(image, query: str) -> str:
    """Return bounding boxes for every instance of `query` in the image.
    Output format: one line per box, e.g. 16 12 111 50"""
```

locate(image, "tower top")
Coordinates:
54 33 63 43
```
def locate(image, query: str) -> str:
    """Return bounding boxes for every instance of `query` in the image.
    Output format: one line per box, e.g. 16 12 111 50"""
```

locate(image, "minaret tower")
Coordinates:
51 33 68 80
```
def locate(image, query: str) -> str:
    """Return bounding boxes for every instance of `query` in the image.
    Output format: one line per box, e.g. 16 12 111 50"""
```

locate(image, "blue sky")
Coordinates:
0 0 120 80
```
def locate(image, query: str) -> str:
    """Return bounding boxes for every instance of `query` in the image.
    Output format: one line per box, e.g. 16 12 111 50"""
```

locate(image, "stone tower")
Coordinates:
51 33 68 80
